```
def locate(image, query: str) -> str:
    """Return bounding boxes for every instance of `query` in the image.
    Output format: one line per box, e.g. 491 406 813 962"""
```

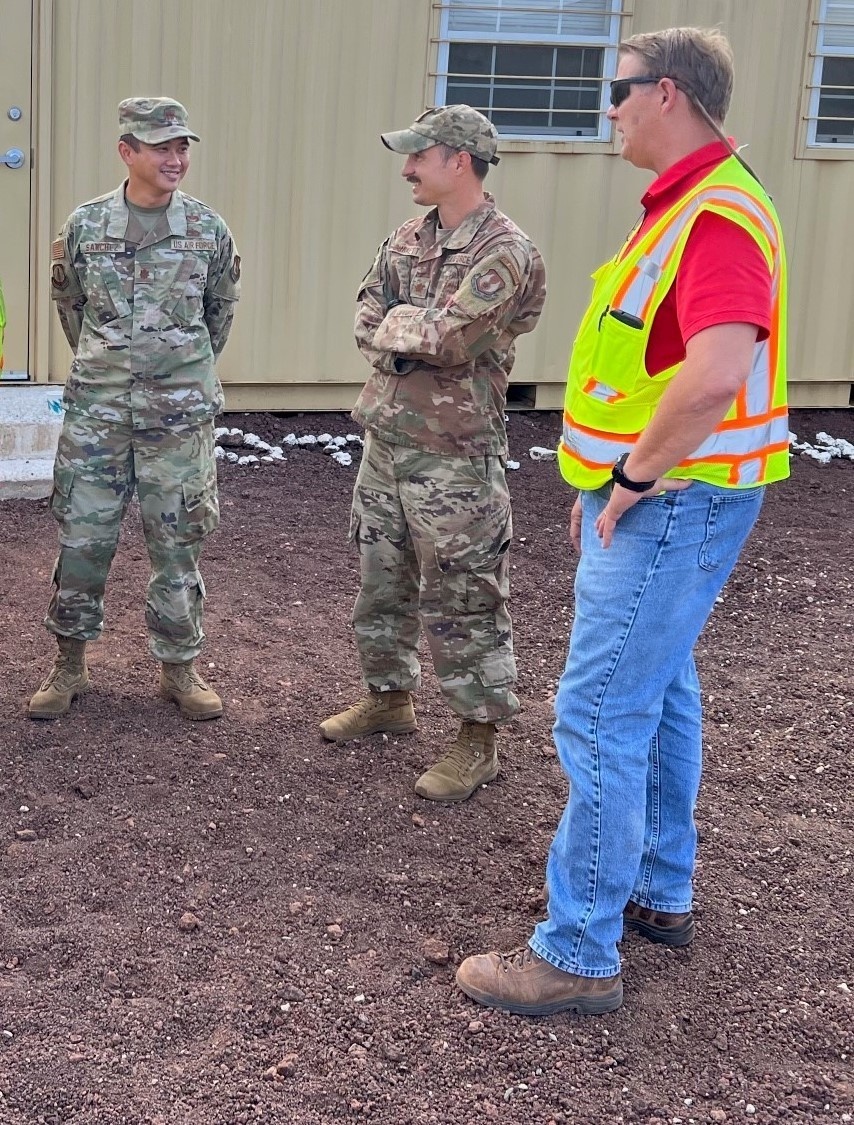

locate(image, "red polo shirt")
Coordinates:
627 141 773 377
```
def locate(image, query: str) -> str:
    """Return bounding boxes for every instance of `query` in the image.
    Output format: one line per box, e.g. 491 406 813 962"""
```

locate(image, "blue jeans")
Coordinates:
530 481 764 978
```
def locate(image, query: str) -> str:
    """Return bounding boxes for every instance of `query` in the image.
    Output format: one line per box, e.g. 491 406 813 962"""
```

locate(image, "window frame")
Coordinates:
800 0 854 158
432 0 626 152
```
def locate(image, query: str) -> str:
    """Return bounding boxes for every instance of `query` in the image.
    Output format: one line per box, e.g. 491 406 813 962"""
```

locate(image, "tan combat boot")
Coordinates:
319 689 416 742
160 660 223 720
414 721 499 802
28 636 90 720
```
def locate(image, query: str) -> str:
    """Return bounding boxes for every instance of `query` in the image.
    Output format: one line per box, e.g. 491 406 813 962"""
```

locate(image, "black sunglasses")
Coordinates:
609 76 662 107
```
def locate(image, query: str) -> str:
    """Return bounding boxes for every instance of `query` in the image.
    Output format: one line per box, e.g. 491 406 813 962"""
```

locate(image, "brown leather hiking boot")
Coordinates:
414 721 499 802
28 637 90 719
541 884 695 946
623 900 695 947
456 947 623 1016
319 690 416 742
160 661 223 720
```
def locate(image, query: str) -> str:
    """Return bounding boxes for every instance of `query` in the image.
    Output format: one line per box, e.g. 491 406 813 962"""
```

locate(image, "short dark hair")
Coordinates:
437 143 489 181
119 133 141 151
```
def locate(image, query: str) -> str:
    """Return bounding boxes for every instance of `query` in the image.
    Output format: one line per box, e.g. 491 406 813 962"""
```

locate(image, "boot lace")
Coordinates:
497 948 539 972
40 657 84 694
350 695 387 719
166 664 208 693
434 727 486 776
436 739 477 776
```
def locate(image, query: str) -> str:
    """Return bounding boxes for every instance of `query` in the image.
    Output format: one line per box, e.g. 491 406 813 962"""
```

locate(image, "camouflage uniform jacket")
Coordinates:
352 195 546 455
50 184 240 430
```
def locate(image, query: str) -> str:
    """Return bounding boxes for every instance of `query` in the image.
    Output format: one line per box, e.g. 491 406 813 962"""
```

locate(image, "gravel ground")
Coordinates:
0 408 851 1125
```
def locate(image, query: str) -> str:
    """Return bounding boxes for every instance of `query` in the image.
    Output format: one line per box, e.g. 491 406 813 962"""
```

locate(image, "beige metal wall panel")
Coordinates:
45 0 439 394
0 0 34 379
37 0 854 407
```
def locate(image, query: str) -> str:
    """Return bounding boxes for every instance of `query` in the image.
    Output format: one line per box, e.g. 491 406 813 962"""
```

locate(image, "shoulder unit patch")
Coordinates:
471 268 507 300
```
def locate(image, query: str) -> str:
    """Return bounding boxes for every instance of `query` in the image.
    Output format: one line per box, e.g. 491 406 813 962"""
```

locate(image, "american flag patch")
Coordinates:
51 239 65 261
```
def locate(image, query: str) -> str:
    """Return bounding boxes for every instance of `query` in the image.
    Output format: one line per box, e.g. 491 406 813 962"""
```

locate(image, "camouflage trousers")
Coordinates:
45 413 219 662
350 432 518 724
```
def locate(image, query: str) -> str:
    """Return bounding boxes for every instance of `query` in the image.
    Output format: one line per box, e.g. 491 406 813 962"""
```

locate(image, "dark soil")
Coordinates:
1 409 851 1125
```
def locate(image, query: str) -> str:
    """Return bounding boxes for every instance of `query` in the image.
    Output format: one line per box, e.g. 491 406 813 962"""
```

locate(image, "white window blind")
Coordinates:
447 0 613 41
435 0 622 141
821 0 854 49
808 0 854 145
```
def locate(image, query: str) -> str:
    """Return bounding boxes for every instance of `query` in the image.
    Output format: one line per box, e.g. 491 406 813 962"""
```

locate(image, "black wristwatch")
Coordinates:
611 452 657 493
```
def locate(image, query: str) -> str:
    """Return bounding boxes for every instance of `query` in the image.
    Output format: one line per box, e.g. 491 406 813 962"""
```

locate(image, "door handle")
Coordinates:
1 148 25 169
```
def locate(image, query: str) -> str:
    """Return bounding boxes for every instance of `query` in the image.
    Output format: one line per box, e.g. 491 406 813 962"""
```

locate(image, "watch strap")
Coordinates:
611 452 657 493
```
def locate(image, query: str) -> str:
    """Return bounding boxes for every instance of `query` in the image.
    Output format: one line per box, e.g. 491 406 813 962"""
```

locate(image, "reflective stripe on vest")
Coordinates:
558 156 789 491
559 407 790 485
611 187 779 324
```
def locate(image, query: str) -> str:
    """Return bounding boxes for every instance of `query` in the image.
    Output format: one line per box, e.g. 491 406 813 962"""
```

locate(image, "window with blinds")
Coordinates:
434 0 623 141
808 0 854 144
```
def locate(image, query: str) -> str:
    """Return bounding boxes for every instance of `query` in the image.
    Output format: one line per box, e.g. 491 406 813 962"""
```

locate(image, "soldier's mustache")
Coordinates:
405 176 420 185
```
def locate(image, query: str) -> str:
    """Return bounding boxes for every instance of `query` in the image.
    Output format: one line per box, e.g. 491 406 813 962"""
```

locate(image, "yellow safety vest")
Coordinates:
558 156 789 490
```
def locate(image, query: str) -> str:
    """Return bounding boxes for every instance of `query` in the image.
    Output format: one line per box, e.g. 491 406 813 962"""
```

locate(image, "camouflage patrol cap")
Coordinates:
381 104 500 165
118 97 200 144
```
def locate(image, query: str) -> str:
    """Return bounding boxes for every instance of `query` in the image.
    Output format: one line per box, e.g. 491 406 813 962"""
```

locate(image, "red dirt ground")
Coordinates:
0 409 851 1125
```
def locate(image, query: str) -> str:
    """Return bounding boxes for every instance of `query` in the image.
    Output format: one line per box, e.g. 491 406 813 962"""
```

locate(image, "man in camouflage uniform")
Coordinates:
321 105 546 802
29 97 240 721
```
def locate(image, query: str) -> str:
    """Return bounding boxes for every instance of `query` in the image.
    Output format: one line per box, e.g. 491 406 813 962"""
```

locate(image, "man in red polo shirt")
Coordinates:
630 131 772 387
456 26 788 1015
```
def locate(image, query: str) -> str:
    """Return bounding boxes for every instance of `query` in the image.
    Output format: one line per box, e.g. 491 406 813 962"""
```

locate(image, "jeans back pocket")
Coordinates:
699 488 764 572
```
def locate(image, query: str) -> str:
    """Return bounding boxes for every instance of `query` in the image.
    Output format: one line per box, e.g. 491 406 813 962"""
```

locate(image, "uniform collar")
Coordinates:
106 182 188 238
641 140 733 211
166 189 188 236
106 184 131 239
418 193 497 250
